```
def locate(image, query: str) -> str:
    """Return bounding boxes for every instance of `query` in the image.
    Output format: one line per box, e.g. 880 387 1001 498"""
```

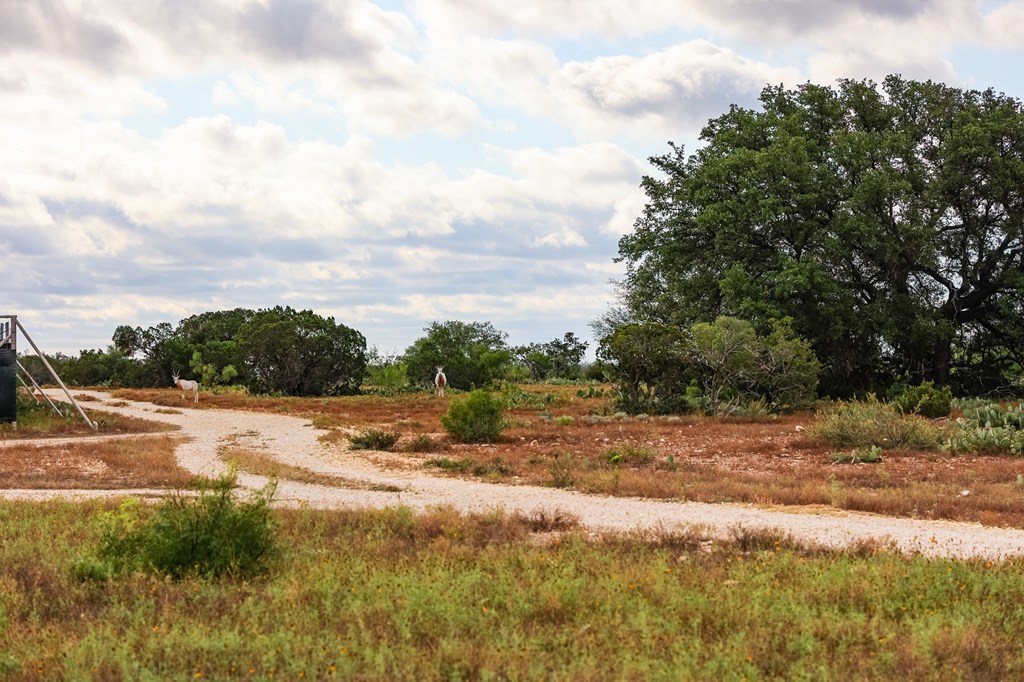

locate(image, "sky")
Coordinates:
2 0 1024 360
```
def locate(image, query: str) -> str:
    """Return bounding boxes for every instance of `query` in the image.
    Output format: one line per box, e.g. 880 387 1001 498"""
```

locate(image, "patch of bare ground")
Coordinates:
0 435 195 489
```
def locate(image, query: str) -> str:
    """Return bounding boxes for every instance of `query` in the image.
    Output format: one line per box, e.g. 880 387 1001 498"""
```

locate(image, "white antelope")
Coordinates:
434 366 447 397
172 372 200 404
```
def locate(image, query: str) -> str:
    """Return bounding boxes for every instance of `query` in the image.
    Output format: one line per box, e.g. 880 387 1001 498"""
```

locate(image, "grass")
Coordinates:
0 394 175 440
219 445 403 492
2 501 1024 679
0 435 195 489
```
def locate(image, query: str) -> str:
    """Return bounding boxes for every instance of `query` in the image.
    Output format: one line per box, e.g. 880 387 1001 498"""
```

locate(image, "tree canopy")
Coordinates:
614 75 1024 396
402 321 511 391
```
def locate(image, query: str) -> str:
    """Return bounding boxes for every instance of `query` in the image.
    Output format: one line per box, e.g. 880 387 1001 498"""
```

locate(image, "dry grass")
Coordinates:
0 435 195 489
219 445 403 492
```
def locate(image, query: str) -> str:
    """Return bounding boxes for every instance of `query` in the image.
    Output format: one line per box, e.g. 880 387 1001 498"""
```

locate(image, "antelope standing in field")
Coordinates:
434 366 447 397
172 372 200 404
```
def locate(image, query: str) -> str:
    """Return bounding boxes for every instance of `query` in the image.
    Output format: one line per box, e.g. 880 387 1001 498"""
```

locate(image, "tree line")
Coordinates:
19 310 591 397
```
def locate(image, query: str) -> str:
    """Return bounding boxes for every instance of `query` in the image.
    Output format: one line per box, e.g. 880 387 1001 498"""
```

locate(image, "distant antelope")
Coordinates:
434 366 447 397
172 372 200 404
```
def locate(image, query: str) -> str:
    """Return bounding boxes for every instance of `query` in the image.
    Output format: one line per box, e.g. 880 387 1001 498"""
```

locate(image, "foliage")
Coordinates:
944 403 1024 455
236 307 366 396
601 317 818 415
890 381 953 419
830 445 884 464
402 320 512 391
86 469 278 579
809 398 948 450
441 389 506 443
613 75 1024 397
364 350 410 395
514 332 589 381
600 322 694 414
348 429 401 451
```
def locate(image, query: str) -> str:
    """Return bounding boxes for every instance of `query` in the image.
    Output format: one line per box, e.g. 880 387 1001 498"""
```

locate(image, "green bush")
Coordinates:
891 381 952 418
441 390 506 443
88 469 279 580
348 429 401 451
810 398 947 450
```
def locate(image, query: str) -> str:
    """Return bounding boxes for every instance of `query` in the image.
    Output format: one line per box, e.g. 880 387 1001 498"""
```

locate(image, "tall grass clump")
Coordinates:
810 397 947 450
348 428 401 451
81 468 279 580
441 389 505 443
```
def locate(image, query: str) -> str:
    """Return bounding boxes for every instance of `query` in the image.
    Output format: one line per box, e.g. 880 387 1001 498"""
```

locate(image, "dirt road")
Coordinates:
5 390 1024 560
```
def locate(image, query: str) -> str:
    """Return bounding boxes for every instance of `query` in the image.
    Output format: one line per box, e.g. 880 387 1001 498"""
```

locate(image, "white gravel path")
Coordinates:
5 390 1024 561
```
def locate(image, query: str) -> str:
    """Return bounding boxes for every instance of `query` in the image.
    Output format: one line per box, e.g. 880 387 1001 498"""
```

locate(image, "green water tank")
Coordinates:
0 349 15 423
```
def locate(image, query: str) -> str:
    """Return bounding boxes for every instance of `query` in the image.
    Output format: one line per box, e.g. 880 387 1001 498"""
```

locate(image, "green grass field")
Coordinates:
2 499 1023 680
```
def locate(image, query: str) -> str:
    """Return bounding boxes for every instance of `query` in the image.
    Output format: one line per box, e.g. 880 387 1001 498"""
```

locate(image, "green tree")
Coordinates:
614 76 1024 397
600 322 692 414
402 321 511 391
236 307 366 396
514 332 589 381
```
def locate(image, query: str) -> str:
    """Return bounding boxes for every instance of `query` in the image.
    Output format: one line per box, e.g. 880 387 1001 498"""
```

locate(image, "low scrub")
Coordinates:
890 381 952 418
77 468 279 580
809 398 947 450
348 428 401 451
441 389 505 443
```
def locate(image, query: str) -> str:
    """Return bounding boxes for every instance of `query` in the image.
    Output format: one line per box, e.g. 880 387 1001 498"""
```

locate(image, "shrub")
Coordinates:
441 390 505 443
88 469 278 580
348 429 401 451
810 398 947 450
830 445 884 464
403 434 447 453
891 381 952 418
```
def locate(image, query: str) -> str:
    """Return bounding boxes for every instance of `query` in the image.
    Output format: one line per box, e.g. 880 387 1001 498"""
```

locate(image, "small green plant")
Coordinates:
810 397 946 450
830 445 884 464
554 415 575 426
891 381 952 419
424 457 474 473
402 434 446 453
348 429 401 451
441 390 506 443
604 443 657 467
82 468 279 580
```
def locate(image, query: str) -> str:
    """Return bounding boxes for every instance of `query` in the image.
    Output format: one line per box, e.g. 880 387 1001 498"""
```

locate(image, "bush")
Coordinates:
88 469 279 580
891 381 952 418
441 390 505 443
809 398 947 450
348 429 401 451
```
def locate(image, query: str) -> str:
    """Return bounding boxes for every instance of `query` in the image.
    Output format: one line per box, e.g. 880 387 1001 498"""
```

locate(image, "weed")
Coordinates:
402 434 447 453
830 445 884 464
810 398 947 449
348 429 401 451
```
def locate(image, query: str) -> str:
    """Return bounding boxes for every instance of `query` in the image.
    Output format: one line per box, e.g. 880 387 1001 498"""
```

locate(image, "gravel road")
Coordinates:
5 390 1024 561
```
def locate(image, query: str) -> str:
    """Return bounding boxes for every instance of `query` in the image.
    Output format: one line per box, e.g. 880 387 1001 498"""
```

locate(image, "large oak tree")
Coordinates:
615 76 1024 396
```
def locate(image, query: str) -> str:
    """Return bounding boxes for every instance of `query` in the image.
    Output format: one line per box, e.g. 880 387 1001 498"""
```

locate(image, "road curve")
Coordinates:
4 390 1024 561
